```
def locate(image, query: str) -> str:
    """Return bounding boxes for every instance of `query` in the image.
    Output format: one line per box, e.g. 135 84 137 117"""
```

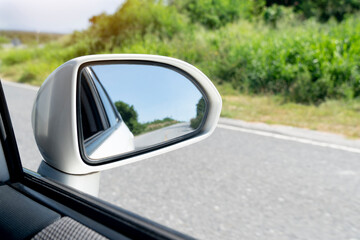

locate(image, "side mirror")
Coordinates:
32 55 222 175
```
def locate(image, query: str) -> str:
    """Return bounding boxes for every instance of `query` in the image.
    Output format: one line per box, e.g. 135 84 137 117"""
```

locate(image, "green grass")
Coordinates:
218 83 360 138
0 30 64 44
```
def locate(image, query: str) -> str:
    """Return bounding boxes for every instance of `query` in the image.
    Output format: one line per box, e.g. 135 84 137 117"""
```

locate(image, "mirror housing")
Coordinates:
32 54 222 174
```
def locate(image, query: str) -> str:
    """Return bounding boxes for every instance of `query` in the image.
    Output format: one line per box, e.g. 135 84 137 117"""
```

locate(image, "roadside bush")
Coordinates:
85 0 188 51
177 0 246 29
266 0 360 22
297 0 360 22
263 4 283 27
19 61 59 85
0 36 10 44
206 15 360 103
2 49 35 65
175 0 266 29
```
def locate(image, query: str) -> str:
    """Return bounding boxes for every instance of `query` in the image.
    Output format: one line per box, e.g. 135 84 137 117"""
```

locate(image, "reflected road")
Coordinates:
135 122 193 149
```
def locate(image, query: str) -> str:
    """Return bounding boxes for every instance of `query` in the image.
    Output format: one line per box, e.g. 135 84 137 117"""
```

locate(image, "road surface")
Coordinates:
135 122 193 149
3 80 360 240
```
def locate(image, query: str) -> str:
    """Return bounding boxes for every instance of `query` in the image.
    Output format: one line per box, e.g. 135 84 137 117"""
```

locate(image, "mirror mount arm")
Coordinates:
37 161 100 196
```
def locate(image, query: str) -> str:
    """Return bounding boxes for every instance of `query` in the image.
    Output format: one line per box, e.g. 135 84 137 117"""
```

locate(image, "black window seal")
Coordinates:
80 76 105 141
82 68 110 130
89 67 121 124
0 80 23 183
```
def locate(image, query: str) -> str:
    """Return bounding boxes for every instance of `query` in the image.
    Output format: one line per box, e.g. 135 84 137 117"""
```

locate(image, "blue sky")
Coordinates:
92 64 204 123
0 0 124 33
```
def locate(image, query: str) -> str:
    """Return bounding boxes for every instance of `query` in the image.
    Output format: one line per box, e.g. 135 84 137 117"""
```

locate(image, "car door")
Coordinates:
0 81 194 240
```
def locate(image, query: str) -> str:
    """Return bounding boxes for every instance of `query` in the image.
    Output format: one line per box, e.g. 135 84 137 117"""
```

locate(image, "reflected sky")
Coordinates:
92 64 203 123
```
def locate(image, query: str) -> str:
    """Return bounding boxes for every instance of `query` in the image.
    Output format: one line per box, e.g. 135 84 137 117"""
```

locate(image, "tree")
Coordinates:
190 97 206 129
177 0 254 29
115 101 144 135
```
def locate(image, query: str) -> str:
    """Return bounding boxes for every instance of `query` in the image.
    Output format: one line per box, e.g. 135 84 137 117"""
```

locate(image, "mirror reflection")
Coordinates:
79 63 207 161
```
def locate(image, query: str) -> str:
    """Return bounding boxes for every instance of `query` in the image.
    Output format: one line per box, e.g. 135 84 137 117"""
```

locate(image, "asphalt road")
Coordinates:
135 122 193 149
3 81 360 240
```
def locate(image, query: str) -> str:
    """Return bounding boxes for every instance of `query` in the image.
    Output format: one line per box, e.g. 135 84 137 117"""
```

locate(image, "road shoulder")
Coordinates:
219 118 360 150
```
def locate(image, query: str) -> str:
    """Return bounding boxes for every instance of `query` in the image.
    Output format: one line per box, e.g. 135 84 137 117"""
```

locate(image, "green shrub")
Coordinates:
263 4 289 28
0 36 10 44
84 0 188 51
205 15 360 103
266 0 360 22
2 49 34 65
18 61 60 85
176 0 261 29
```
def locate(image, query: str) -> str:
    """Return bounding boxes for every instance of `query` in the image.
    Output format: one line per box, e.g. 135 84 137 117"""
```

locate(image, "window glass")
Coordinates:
80 73 104 140
91 72 119 127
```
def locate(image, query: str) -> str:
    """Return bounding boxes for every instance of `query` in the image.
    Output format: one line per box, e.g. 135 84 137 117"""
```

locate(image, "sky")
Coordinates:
0 0 124 33
91 64 204 123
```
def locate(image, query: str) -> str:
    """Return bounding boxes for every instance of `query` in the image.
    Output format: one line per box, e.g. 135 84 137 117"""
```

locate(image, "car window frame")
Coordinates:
0 80 194 240
80 72 106 141
81 68 125 156
81 69 109 139
88 67 121 127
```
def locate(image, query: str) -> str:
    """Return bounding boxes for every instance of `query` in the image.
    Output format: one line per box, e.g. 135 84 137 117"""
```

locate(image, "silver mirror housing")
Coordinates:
32 54 222 174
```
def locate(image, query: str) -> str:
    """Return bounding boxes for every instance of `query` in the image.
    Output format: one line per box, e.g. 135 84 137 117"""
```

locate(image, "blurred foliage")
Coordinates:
0 35 10 44
174 0 254 29
73 0 188 51
266 0 360 22
263 4 285 28
1 0 360 105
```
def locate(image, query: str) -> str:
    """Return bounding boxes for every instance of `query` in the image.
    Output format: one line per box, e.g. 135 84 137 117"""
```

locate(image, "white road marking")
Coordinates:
217 123 360 154
1 80 39 91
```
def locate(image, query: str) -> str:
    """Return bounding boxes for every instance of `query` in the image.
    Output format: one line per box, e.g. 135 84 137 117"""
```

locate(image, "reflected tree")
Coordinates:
115 101 181 135
190 97 206 129
115 101 145 135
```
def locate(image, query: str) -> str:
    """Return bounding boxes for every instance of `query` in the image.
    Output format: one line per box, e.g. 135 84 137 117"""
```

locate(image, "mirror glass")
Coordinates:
79 62 207 161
